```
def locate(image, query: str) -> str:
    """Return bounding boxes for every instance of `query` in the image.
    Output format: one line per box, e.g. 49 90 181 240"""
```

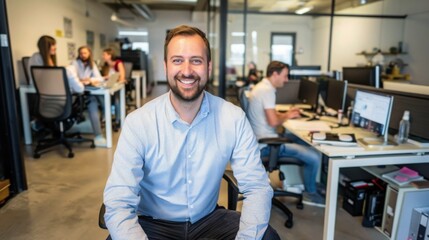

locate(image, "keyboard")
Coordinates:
300 111 316 119
276 104 312 112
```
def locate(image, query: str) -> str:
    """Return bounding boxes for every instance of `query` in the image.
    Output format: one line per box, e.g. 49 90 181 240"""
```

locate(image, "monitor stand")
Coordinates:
358 133 397 148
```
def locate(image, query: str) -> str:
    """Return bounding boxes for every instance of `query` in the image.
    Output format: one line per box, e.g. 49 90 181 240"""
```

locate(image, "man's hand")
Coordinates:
285 108 301 119
81 78 91 85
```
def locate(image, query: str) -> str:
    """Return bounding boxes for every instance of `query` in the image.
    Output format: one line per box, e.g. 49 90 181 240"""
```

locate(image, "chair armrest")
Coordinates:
98 203 107 229
222 170 241 210
258 137 292 145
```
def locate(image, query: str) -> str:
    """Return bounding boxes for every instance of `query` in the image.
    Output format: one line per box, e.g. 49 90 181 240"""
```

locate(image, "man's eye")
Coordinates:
172 59 183 64
191 59 202 64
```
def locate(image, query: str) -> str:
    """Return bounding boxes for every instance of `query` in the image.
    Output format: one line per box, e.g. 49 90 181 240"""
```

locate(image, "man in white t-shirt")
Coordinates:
246 61 325 207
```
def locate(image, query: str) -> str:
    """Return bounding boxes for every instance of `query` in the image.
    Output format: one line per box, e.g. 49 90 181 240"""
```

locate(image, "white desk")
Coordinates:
20 84 125 148
131 70 146 108
283 121 429 240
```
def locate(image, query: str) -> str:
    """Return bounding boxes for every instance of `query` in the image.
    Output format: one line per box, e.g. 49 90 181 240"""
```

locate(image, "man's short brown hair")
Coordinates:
266 61 289 78
164 25 211 62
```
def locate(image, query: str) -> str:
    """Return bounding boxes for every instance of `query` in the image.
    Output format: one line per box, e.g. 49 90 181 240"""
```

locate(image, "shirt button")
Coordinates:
188 180 192 184
188 155 191 158
190 205 194 209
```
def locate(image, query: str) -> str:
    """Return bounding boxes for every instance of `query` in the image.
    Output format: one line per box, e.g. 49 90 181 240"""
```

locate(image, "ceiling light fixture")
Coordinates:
295 6 314 15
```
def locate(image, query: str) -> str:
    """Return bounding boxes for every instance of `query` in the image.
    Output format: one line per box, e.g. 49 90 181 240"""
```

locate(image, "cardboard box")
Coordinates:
0 179 10 203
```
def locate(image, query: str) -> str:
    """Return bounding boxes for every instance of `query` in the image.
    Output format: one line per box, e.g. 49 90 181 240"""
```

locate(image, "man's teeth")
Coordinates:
179 79 196 84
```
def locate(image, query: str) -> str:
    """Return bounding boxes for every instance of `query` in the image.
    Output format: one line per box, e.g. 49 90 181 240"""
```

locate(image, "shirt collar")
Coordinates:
165 90 210 125
261 78 276 92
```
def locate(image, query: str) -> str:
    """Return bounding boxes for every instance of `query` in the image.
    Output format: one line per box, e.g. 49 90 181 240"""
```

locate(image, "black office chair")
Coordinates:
123 61 136 109
21 56 30 85
237 87 304 228
31 66 95 158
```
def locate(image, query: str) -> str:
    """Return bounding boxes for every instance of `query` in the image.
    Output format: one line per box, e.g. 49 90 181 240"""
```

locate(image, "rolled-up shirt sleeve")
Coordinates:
230 112 273 239
103 116 148 240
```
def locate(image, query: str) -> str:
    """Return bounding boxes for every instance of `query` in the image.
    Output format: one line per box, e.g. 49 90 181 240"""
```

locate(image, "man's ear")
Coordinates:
208 61 212 76
163 61 166 75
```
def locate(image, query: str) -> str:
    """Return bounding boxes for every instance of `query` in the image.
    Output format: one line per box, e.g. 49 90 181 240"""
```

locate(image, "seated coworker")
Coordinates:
103 25 280 240
101 48 125 129
71 46 106 146
28 35 85 131
246 60 325 207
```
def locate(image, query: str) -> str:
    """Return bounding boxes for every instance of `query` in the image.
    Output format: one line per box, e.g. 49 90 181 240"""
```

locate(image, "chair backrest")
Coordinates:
31 66 73 121
123 61 133 80
22 56 30 84
238 87 251 113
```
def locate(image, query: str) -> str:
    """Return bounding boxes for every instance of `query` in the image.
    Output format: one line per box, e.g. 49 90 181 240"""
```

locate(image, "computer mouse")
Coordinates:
339 134 353 142
312 132 326 140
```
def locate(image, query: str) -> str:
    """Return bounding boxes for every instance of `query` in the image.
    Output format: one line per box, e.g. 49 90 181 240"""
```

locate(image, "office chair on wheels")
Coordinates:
31 66 95 158
237 87 304 228
123 61 136 110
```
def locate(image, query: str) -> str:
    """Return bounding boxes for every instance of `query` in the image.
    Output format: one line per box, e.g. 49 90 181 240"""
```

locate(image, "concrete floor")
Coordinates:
0 84 387 240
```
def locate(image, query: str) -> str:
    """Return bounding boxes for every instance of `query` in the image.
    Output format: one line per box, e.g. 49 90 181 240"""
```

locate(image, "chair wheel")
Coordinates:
297 202 304 209
33 153 40 159
91 143 96 148
68 152 74 158
285 220 293 228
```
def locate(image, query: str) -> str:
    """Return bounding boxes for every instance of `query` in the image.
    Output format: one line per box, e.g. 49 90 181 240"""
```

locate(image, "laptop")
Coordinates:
85 73 119 90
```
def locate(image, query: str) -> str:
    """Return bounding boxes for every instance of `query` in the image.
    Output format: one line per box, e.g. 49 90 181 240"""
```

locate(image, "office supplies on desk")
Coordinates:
382 167 424 186
86 72 119 89
311 132 357 146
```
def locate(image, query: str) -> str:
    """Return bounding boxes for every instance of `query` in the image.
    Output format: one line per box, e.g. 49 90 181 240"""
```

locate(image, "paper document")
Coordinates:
285 120 331 132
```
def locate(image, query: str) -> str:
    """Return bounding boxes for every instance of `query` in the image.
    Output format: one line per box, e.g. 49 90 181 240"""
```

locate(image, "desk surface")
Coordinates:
283 117 429 240
283 119 429 158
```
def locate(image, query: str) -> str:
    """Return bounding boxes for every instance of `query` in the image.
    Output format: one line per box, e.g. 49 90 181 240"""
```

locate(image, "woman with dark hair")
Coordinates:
28 35 83 92
101 48 126 83
27 35 57 85
101 48 126 130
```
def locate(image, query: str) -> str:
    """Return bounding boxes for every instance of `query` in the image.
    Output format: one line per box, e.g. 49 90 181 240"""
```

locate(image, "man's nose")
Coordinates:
181 61 192 76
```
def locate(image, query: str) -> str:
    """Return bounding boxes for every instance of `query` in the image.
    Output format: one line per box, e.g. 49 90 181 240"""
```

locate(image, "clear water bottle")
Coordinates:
397 110 410 144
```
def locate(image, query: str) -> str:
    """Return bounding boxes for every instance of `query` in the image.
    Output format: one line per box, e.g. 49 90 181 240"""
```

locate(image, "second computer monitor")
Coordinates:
298 78 319 110
343 66 381 88
325 79 348 112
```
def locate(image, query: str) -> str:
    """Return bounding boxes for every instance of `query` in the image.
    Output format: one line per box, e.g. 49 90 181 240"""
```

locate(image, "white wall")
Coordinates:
7 0 118 86
227 14 314 77
402 3 429 85
312 0 429 85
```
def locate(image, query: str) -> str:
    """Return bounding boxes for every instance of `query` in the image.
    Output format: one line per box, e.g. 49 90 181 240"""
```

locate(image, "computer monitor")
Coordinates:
298 78 319 110
343 66 381 88
325 79 348 112
351 90 394 146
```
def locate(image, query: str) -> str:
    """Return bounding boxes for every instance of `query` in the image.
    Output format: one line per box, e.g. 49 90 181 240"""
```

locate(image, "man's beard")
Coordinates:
167 72 206 102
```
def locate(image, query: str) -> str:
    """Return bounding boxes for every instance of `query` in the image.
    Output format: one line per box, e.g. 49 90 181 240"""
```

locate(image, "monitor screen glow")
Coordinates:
351 90 394 137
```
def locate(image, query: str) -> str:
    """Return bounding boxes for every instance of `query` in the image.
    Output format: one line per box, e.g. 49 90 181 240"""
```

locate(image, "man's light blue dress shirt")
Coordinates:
104 91 273 240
